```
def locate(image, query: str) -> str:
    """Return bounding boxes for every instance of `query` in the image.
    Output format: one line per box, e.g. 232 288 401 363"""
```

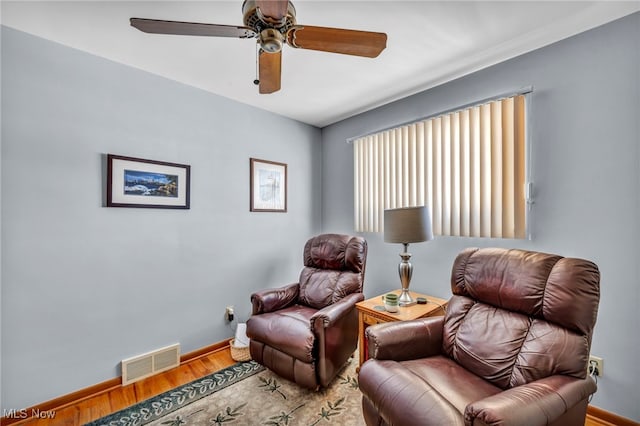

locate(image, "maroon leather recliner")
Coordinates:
359 247 600 426
246 233 367 389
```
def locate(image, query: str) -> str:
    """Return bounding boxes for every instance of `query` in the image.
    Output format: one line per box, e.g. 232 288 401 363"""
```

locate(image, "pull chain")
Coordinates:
254 43 260 85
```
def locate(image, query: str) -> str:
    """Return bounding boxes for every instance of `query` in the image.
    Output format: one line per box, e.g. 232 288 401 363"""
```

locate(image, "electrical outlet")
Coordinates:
225 306 234 322
589 355 603 377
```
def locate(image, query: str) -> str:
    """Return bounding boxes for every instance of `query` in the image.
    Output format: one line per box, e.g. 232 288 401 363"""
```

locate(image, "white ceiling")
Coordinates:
2 1 639 127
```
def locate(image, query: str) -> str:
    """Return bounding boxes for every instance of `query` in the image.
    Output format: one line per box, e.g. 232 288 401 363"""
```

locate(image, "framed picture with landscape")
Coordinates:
250 158 287 212
107 154 190 209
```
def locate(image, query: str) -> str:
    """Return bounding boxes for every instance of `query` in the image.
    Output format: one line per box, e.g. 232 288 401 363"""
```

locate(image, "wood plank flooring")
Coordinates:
2 346 235 426
0 343 621 426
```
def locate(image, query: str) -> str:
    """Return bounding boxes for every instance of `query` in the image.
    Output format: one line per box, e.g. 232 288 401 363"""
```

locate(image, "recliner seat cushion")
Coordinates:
246 304 316 362
359 355 501 425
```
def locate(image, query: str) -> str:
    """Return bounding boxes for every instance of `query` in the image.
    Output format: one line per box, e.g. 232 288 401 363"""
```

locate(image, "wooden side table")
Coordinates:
356 289 448 367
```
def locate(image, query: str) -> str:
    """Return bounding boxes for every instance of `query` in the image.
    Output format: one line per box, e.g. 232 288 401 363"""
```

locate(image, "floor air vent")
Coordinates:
121 343 180 385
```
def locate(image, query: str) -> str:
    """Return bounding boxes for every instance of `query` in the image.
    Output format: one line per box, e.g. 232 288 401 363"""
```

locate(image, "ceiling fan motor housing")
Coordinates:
242 0 297 33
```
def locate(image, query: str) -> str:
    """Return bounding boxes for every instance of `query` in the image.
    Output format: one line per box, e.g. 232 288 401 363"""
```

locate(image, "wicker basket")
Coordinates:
230 339 251 362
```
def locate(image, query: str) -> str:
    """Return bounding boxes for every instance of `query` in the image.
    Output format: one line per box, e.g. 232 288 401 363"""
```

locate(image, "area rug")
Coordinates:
86 355 365 426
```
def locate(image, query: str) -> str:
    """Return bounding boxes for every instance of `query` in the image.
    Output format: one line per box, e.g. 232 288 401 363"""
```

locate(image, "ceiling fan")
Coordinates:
130 0 387 94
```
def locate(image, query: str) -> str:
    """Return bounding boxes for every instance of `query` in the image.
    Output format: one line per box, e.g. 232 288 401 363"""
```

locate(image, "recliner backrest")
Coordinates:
298 234 367 309
443 247 600 389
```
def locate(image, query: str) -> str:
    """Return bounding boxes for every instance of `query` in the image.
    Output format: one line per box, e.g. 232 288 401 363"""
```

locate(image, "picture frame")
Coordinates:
250 158 287 212
107 154 191 209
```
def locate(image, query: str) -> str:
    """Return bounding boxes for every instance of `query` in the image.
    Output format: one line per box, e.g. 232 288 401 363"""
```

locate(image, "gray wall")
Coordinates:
1 27 322 410
322 13 639 421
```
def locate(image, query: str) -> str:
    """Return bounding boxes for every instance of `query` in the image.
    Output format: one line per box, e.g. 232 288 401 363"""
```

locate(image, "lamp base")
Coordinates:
398 288 416 307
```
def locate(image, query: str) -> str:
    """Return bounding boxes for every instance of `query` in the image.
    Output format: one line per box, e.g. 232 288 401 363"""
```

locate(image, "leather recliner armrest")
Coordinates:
365 316 444 361
250 282 300 315
310 293 364 330
465 375 597 426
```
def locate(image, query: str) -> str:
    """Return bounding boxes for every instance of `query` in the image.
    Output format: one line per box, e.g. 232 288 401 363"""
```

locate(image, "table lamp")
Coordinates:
384 206 433 306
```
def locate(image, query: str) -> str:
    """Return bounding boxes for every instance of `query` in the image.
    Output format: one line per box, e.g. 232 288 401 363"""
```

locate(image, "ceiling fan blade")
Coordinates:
256 0 290 21
130 18 256 38
287 25 387 58
259 49 282 94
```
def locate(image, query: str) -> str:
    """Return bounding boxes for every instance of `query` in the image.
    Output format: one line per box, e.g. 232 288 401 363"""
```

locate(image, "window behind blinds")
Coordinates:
354 94 527 238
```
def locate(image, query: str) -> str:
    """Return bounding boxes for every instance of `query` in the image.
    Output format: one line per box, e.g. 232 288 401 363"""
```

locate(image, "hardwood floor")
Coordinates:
0 342 625 426
2 345 236 426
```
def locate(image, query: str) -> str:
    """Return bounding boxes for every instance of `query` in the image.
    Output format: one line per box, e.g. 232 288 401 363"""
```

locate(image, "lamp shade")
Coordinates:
384 206 433 244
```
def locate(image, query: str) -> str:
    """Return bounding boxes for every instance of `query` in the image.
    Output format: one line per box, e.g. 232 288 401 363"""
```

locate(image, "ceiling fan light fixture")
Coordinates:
259 28 284 53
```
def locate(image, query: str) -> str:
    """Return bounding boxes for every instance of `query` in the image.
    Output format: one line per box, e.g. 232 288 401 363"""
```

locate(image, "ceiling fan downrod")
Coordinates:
242 0 297 33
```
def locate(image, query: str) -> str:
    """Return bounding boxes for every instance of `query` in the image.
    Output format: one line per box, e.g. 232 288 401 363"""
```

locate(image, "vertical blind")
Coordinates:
354 94 527 238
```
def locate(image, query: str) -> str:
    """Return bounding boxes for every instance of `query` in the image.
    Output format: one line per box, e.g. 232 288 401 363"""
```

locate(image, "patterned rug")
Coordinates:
86 355 364 426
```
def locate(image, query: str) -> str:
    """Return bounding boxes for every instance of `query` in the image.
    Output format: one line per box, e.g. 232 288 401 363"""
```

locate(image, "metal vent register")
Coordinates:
121 343 180 385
